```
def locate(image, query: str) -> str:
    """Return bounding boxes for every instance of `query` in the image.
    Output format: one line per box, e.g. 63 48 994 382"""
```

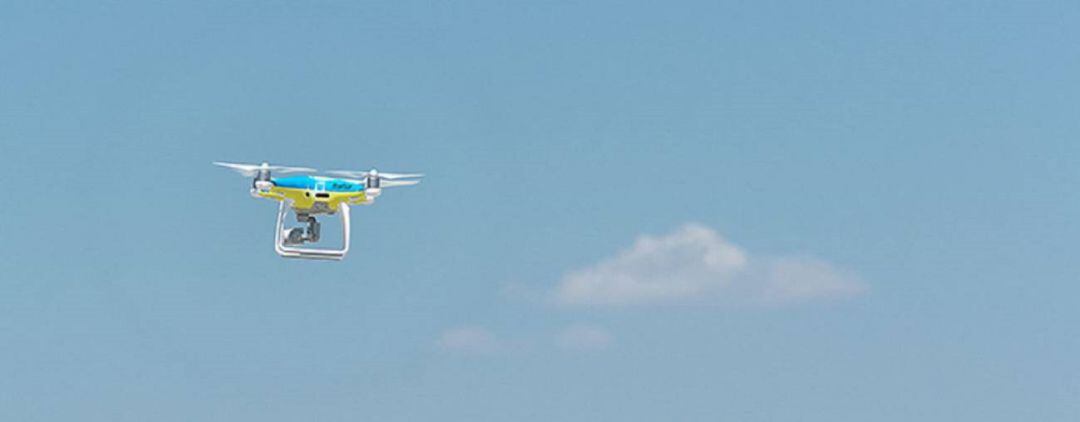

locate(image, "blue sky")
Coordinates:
2 1 1079 420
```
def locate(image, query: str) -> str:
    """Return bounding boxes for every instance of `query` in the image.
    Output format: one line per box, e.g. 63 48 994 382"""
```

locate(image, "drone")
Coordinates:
214 161 422 260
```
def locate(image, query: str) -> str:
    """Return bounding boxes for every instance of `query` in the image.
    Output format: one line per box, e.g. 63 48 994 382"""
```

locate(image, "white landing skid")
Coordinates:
274 201 350 260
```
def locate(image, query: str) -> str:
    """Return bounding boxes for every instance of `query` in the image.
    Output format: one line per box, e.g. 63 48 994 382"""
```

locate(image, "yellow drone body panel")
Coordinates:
257 187 367 213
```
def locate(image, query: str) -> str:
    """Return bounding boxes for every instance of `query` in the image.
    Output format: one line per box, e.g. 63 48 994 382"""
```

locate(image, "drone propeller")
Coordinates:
327 169 424 180
327 168 423 188
213 161 316 177
381 179 420 187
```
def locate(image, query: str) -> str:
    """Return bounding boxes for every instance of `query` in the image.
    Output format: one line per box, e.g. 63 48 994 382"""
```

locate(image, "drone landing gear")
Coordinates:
274 201 350 260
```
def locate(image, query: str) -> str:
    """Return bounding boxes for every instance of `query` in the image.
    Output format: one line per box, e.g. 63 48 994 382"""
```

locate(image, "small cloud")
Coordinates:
555 324 614 352
554 223 865 307
437 326 502 355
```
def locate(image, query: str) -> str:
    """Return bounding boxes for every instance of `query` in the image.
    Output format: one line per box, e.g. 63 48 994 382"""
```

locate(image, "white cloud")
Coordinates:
437 326 502 355
554 223 865 307
555 324 614 352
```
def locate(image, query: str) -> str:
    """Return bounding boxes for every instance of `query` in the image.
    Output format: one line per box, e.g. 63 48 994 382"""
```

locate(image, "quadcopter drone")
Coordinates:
214 161 422 260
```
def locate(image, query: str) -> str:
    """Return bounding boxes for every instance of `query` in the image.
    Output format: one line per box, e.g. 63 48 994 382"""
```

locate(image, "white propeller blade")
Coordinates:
326 170 368 178
380 179 421 188
378 172 424 180
327 169 424 180
213 162 316 176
